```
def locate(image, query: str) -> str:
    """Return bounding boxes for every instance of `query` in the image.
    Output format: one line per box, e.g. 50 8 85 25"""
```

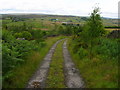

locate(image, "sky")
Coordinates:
0 0 119 18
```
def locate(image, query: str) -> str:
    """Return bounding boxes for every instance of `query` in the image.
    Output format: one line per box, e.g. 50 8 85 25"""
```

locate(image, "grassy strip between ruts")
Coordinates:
67 37 118 88
4 36 66 88
46 40 66 88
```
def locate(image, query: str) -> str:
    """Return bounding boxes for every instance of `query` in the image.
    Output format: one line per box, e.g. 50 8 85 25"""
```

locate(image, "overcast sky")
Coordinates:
0 0 119 18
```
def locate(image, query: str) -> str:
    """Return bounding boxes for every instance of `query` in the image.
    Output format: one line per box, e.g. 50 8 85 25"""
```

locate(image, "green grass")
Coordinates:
5 19 55 31
46 40 66 88
67 37 118 88
3 36 66 88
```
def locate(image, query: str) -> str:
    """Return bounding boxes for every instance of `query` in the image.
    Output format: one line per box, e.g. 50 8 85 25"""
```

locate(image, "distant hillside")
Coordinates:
1 14 118 27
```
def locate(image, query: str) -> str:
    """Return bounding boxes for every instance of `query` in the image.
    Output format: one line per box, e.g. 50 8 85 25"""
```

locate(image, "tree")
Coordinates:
72 25 83 39
58 26 65 35
31 30 45 43
64 25 73 35
87 8 105 38
81 7 105 59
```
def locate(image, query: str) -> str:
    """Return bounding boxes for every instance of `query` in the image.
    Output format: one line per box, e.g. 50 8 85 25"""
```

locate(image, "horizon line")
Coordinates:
0 13 118 19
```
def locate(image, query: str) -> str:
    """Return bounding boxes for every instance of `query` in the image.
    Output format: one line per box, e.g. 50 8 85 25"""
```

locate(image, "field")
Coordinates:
1 11 119 88
2 14 118 28
105 28 119 31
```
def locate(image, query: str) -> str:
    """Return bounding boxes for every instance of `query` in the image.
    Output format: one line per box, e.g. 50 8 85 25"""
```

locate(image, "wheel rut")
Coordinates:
26 39 63 88
26 39 85 88
63 40 85 88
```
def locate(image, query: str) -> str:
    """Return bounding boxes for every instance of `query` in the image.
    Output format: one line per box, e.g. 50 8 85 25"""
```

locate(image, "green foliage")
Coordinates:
2 30 15 42
14 33 23 38
77 47 88 59
57 26 65 35
94 38 119 60
64 25 73 35
21 31 32 40
71 8 119 61
31 30 46 43
2 30 44 83
6 22 33 33
57 24 74 36
72 25 83 36
67 8 118 88
3 36 66 88
2 12 119 88
83 8 105 42
68 37 118 88
14 31 32 40
76 8 105 59
87 8 105 38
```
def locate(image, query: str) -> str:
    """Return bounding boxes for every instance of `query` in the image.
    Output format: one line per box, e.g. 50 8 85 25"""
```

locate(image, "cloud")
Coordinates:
0 0 119 18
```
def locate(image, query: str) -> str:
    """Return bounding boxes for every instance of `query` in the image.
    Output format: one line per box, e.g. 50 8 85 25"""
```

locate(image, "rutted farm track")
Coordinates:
26 39 84 88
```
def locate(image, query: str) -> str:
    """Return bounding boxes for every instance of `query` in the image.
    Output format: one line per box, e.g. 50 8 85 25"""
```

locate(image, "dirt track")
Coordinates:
26 39 63 88
63 40 84 88
26 39 85 88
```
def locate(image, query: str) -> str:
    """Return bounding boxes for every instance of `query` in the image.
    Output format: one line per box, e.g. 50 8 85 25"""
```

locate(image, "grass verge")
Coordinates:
3 36 66 88
46 40 66 88
67 37 118 88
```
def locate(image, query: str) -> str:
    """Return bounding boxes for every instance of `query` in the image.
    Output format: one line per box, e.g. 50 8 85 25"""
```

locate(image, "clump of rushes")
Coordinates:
46 40 66 88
